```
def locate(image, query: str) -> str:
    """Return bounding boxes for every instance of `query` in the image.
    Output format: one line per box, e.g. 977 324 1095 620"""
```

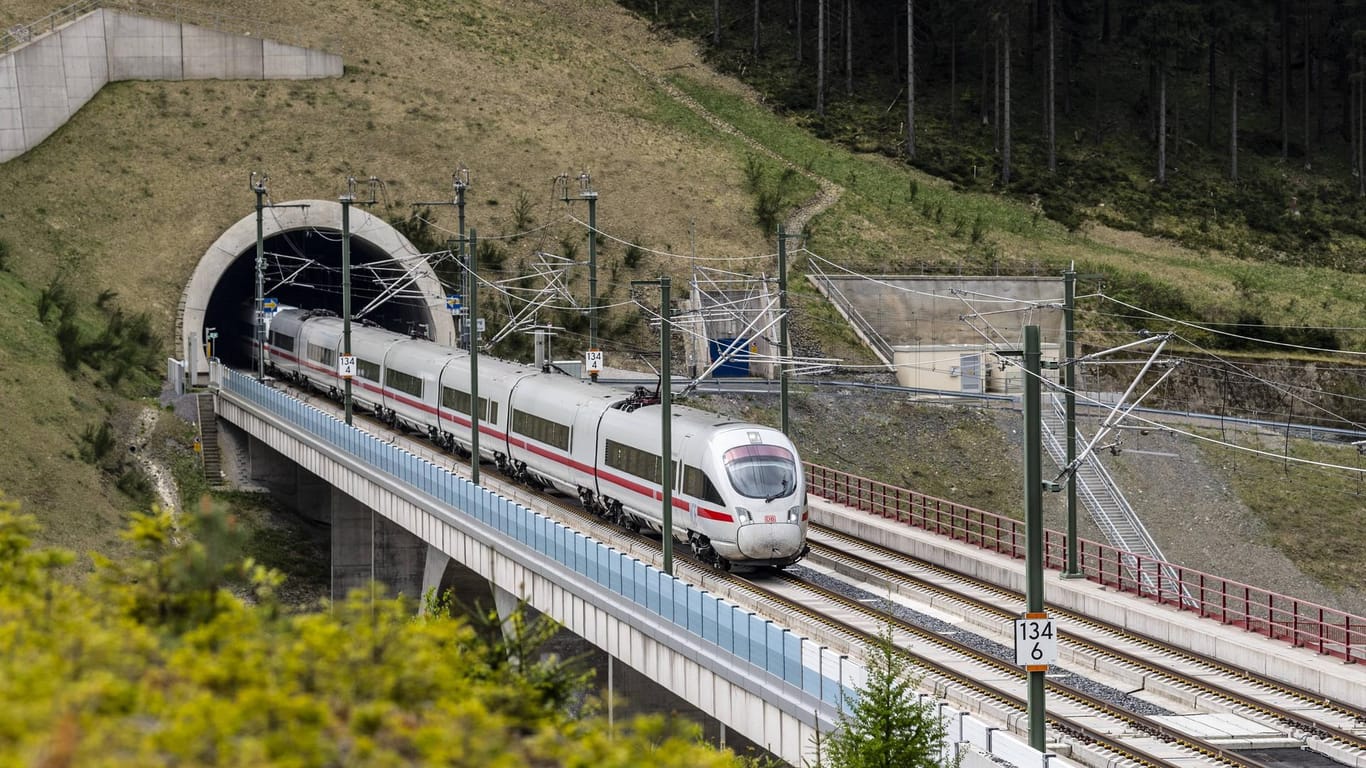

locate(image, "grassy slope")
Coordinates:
0 0 1362 605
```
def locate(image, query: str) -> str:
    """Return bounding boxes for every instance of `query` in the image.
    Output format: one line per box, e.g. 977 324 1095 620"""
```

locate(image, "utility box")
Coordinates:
893 344 1059 395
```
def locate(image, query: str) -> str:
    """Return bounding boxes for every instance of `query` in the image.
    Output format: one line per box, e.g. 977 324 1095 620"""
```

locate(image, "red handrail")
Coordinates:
804 462 1364 662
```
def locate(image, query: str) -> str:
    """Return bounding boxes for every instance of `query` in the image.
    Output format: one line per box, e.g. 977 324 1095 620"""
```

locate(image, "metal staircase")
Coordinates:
196 392 223 487
1041 390 1193 605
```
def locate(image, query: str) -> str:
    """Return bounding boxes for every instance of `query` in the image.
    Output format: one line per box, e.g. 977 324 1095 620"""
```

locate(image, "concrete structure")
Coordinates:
1 7 341 163
807 272 1066 368
178 199 456 383
684 282 779 379
892 342 1060 394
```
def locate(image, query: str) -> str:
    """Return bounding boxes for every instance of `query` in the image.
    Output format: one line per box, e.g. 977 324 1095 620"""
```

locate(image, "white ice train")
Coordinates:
262 307 809 569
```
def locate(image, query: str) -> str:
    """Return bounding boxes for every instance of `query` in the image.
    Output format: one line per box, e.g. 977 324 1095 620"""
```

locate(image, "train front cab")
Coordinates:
694 425 807 568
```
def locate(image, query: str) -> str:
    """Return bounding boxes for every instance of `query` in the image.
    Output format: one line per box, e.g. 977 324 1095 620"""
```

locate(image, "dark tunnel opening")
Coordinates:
204 228 435 369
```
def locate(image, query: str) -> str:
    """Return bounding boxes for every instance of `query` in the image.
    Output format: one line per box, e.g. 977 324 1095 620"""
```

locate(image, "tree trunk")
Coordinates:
753 0 761 58
1316 46 1324 142
1207 35 1217 146
1101 0 1110 43
1047 0 1056 172
907 0 915 159
1303 5 1310 168
1231 67 1240 180
1350 54 1357 177
1148 64 1157 142
1358 67 1364 197
1063 27 1072 116
982 40 990 126
1174 78 1181 159
1280 0 1289 159
994 33 1001 151
713 0 721 46
1158 65 1167 183
950 18 961 127
796 0 803 64
1261 31 1271 106
1003 13 1013 185
817 0 826 115
845 0 853 96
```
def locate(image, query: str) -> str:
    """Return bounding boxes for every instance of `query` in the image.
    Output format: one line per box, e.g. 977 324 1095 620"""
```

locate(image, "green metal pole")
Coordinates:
587 191 599 381
1063 267 1082 577
455 176 468 350
341 190 353 426
254 179 266 381
1023 324 1047 751
778 225 789 436
469 228 480 487
660 276 673 576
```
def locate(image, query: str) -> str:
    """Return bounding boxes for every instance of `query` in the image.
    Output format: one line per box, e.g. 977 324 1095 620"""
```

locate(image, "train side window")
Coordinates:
606 439 661 484
271 332 295 352
512 410 570 451
308 343 335 367
356 358 380 381
683 465 725 505
444 387 497 422
386 368 423 397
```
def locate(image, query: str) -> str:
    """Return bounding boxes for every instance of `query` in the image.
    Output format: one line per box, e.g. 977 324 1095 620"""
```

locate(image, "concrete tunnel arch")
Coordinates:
179 199 456 380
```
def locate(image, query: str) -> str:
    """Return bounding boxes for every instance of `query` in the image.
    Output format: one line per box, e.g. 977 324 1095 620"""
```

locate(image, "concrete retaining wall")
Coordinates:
0 8 342 163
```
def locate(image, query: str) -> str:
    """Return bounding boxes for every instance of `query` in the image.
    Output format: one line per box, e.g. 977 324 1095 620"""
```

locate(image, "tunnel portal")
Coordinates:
179 200 455 379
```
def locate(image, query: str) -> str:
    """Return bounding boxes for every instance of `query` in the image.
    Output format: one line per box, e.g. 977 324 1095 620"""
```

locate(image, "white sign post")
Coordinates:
338 355 357 379
1013 615 1058 671
585 348 604 375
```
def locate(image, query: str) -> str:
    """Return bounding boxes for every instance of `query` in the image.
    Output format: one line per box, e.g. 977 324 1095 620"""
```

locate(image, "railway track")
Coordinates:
803 527 1366 754
248 375 1355 768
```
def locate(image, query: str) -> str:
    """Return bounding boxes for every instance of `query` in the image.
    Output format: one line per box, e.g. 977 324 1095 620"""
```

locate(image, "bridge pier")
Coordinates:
329 489 428 604
245 434 330 524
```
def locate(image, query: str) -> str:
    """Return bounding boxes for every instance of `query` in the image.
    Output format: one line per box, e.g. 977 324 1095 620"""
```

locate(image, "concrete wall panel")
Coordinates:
2 9 339 164
0 58 22 162
60 11 107 113
105 13 183 81
263 40 342 79
182 26 264 80
13 34 70 153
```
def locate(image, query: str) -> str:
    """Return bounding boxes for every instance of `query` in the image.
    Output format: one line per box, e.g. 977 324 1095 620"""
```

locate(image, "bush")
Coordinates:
753 188 783 237
79 421 116 465
37 279 75 324
742 154 765 194
56 319 83 372
510 191 535 237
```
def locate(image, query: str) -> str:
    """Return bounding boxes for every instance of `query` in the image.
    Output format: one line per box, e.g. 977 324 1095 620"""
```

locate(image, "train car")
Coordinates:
262 307 808 569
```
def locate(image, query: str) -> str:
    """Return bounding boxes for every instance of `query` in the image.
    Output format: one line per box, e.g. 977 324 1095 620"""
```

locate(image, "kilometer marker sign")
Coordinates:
1013 613 1057 672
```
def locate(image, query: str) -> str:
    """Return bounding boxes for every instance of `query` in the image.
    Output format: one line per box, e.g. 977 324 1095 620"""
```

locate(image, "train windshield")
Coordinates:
723 444 797 501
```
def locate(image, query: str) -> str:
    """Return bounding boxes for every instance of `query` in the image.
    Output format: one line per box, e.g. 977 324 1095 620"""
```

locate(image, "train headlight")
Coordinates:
787 505 801 522
736 507 752 524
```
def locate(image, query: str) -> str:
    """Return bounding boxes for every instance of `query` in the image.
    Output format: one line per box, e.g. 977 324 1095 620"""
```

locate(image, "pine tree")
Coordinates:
818 622 949 768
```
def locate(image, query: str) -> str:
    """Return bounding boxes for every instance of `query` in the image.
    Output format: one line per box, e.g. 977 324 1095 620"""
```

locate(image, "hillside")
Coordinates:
1 0 1364 613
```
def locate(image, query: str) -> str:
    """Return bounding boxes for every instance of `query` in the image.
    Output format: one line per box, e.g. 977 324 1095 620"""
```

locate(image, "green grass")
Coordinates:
1197 433 1366 591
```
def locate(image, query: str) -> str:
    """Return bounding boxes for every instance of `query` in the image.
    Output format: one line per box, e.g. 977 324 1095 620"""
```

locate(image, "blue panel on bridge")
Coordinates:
220 368 850 723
